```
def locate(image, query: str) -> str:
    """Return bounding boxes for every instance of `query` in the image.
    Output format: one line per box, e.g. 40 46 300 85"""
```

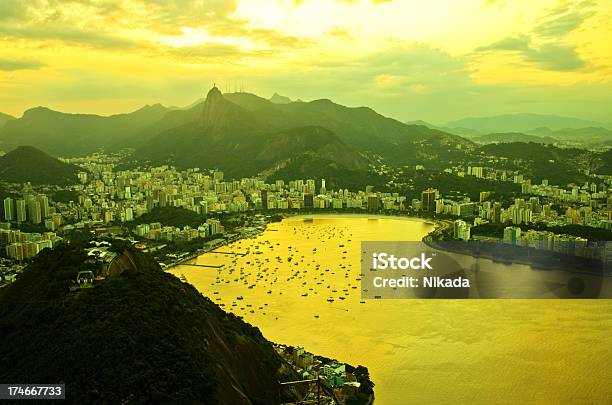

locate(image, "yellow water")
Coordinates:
171 215 612 404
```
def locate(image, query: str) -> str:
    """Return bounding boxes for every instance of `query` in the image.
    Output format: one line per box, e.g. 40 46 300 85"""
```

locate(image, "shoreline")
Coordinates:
281 212 436 224
165 212 440 271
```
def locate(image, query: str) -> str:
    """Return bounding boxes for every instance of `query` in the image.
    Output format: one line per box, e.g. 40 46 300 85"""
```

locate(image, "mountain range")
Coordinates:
526 126 612 147
471 132 558 145
0 87 470 187
444 113 607 133
409 115 612 148
1 91 610 186
0 104 171 156
124 86 473 186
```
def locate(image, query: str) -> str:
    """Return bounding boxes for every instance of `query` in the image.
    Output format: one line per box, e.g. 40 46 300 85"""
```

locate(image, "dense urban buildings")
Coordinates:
1 151 611 285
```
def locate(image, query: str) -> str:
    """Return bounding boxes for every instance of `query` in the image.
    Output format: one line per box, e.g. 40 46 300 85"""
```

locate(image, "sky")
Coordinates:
0 0 611 124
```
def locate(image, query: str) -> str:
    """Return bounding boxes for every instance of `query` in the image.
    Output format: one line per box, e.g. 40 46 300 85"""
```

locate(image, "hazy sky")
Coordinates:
0 0 611 123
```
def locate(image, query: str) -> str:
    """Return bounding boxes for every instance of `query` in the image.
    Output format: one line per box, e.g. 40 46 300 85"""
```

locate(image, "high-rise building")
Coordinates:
38 195 50 218
28 200 42 224
469 166 484 178
306 179 315 194
3 197 13 221
207 218 223 235
104 210 114 224
367 195 380 212
479 191 491 202
16 199 26 223
213 170 224 182
303 193 314 208
261 190 268 210
521 180 532 194
7 243 24 261
503 227 521 245
421 188 437 212
78 171 88 183
492 202 502 223
320 179 326 195
453 220 471 241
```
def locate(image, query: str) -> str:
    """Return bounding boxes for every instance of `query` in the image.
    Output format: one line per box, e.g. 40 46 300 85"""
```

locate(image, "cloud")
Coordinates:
0 24 140 49
476 35 586 71
165 42 252 63
0 58 47 71
0 0 29 21
525 43 586 71
255 43 475 108
0 0 303 63
535 2 595 38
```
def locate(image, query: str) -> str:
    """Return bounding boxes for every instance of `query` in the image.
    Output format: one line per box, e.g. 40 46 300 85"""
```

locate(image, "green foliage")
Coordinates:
52 189 80 203
7 221 48 233
477 142 604 183
269 153 383 190
346 365 375 405
131 207 205 228
0 246 286 404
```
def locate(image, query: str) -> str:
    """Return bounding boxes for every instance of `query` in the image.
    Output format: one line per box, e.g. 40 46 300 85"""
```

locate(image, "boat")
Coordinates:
327 298 335 302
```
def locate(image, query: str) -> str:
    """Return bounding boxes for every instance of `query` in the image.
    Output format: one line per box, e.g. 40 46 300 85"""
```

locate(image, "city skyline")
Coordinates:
0 0 611 123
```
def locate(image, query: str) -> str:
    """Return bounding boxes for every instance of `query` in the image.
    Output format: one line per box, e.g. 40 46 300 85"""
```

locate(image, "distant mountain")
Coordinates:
0 146 81 185
269 93 292 104
405 120 482 137
0 104 172 156
0 112 15 127
527 126 612 147
129 87 370 183
0 245 302 404
472 132 557 145
445 114 603 133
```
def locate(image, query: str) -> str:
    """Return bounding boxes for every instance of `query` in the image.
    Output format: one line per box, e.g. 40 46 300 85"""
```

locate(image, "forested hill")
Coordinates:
0 145 81 185
0 244 299 404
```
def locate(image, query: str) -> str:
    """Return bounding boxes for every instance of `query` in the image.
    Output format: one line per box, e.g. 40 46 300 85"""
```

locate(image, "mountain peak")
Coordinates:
269 93 292 104
201 86 253 135
23 106 55 118
10 145 46 155
202 86 227 127
206 86 223 102
0 145 80 185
